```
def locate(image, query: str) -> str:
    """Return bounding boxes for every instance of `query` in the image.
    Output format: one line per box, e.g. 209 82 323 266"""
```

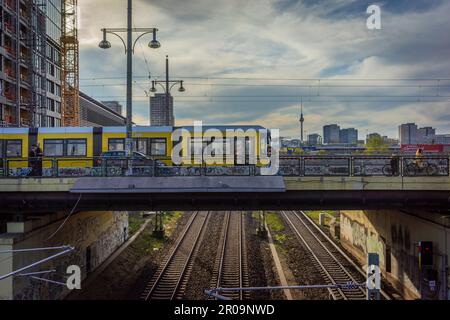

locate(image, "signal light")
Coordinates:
419 241 433 268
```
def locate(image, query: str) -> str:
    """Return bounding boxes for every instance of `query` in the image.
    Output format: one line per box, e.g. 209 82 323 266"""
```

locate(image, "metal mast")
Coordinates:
61 0 80 127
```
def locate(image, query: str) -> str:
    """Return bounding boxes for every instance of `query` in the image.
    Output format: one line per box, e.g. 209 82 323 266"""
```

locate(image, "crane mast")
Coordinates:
61 0 80 126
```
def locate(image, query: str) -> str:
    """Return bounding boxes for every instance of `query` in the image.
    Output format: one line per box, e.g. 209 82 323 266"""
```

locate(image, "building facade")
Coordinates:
323 124 340 144
150 93 174 126
339 128 358 145
0 0 63 128
307 133 322 146
399 123 418 145
417 127 436 144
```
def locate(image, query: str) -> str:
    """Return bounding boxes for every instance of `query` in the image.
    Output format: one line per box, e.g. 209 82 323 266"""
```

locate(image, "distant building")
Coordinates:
150 94 174 126
323 124 340 144
339 128 358 145
417 127 436 144
399 123 418 145
101 101 123 116
435 134 450 144
307 134 322 146
79 92 126 127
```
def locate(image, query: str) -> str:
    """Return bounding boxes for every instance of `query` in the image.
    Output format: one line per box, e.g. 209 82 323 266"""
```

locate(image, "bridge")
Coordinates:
1 175 449 213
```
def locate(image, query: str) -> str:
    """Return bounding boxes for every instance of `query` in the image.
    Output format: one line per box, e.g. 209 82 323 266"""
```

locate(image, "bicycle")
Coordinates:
405 161 439 176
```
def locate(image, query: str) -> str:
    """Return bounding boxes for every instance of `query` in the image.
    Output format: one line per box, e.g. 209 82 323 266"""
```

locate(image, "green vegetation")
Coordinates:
365 135 389 154
128 212 146 236
305 211 339 227
265 212 285 232
131 211 185 253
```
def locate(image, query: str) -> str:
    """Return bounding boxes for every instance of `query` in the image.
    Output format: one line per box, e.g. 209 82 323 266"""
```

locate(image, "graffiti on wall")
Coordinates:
340 213 386 267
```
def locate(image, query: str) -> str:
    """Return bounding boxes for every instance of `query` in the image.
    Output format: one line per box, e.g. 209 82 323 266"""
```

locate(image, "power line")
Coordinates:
80 75 450 82
79 82 450 88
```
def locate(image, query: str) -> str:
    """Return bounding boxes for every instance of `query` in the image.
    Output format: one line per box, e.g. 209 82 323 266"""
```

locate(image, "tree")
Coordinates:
365 135 389 154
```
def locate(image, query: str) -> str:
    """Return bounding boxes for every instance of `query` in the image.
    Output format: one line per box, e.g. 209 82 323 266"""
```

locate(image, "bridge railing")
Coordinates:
0 156 448 178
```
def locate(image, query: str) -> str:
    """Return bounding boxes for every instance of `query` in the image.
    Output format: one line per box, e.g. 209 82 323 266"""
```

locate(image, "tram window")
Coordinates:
0 141 3 158
150 139 167 156
67 139 87 157
133 139 147 154
44 140 64 157
108 139 125 151
6 140 22 157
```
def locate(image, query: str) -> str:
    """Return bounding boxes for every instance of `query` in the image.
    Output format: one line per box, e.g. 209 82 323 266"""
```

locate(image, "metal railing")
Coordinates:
0 156 448 178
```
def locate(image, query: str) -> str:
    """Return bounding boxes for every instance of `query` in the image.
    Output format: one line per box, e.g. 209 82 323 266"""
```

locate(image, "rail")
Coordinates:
281 210 368 300
0 156 448 178
141 211 210 300
210 212 249 300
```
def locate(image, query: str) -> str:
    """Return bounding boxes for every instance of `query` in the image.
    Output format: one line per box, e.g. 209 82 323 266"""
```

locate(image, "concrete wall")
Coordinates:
340 210 450 300
0 211 128 300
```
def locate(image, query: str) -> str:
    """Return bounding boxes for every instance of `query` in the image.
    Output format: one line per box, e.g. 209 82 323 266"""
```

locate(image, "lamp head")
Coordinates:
150 81 157 93
99 39 111 49
149 39 161 49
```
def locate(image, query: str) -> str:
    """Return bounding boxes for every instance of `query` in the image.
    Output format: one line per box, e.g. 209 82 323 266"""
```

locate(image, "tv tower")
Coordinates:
300 98 305 144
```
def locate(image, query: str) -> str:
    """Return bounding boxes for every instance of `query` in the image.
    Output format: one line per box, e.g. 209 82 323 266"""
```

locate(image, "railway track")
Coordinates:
281 210 367 300
210 211 249 300
141 211 210 300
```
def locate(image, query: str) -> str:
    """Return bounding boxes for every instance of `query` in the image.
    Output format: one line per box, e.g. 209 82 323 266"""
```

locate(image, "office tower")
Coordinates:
150 93 174 126
323 124 340 144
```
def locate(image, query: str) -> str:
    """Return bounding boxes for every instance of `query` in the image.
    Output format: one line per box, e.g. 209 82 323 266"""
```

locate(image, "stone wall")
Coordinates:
0 211 128 300
340 210 450 300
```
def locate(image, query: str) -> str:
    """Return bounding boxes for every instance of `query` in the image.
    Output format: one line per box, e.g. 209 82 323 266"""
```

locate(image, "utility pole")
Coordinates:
151 56 185 126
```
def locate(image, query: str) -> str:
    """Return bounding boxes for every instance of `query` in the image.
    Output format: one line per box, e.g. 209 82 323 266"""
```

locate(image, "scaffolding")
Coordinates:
61 0 79 127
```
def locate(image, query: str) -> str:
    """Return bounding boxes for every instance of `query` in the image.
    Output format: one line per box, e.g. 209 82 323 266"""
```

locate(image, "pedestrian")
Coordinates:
390 153 399 176
415 148 424 170
35 143 43 176
29 145 37 176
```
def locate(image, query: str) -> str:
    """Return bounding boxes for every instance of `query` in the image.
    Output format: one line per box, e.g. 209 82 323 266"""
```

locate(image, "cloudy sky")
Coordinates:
78 0 450 139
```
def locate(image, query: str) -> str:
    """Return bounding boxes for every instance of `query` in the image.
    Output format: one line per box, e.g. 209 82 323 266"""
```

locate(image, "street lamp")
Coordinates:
150 56 185 126
99 0 160 175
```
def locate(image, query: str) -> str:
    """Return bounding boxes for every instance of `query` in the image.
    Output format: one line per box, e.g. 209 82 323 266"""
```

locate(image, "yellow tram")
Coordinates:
0 125 271 172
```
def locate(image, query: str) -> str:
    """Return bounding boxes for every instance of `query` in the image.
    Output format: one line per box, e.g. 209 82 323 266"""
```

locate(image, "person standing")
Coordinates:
29 145 37 176
35 143 43 176
390 154 399 176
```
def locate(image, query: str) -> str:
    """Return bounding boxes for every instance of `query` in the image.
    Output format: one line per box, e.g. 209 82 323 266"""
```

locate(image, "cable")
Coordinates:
80 76 450 81
47 194 82 240
133 21 152 79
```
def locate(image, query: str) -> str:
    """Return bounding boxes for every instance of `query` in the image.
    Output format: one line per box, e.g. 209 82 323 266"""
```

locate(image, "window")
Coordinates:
44 139 64 156
150 138 167 156
133 139 147 154
108 138 125 151
6 140 22 157
67 139 87 156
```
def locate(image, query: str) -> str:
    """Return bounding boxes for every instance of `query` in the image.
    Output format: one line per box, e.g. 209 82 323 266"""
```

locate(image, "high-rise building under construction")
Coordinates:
0 0 63 127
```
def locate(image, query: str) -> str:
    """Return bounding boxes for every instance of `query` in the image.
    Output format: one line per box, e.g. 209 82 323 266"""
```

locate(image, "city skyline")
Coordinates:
78 0 450 138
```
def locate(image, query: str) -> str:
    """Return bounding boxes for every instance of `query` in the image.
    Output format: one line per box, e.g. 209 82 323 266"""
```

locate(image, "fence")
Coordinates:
0 156 448 178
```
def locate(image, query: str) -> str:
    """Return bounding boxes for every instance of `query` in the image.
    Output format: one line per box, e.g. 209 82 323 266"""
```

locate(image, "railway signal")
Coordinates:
419 241 433 269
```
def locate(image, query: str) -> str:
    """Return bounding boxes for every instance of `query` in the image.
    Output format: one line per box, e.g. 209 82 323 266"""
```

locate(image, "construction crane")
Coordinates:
61 0 80 127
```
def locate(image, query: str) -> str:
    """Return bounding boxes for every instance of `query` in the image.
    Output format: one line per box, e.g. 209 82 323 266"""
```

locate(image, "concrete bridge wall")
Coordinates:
0 211 128 300
340 209 450 300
